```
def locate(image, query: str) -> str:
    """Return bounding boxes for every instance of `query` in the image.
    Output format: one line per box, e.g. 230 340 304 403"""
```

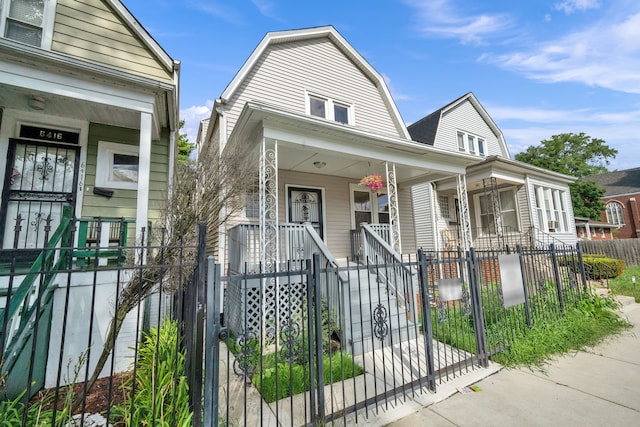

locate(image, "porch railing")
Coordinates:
360 223 414 310
441 226 553 250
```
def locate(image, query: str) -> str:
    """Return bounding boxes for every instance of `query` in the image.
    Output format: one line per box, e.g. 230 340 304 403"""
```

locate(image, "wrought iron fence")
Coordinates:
0 220 205 427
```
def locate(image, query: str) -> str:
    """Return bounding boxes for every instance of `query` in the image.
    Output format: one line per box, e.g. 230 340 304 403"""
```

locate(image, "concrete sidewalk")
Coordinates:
388 300 640 427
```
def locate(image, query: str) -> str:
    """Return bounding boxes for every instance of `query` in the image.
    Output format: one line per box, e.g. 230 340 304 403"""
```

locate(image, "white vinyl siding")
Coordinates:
51 0 173 83
224 38 404 141
436 101 508 157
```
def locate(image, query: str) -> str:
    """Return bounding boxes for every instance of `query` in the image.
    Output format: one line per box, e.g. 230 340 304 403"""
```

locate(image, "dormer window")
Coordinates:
456 130 486 157
307 93 352 124
1 0 55 48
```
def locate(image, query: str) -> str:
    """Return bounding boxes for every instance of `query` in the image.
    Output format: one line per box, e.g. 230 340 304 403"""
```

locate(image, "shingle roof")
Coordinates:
583 167 640 197
406 109 440 145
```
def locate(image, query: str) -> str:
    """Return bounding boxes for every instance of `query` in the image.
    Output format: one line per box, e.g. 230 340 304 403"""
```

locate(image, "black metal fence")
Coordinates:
1 228 591 426
0 220 205 427
203 242 589 426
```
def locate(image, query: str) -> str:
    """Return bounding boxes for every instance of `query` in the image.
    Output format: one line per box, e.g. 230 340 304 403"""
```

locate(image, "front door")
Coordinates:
288 187 324 238
0 138 80 261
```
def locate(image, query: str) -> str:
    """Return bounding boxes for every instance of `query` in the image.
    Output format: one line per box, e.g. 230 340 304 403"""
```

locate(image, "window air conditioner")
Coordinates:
548 220 559 231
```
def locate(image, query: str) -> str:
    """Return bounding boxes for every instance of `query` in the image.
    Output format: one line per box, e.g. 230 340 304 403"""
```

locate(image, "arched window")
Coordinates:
605 202 624 225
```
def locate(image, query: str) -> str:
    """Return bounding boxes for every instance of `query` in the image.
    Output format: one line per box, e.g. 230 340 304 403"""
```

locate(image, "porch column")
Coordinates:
260 137 278 271
385 162 402 253
456 174 472 250
135 112 152 263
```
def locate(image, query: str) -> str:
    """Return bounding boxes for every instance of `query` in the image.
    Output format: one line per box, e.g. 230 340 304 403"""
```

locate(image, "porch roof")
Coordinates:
225 101 481 185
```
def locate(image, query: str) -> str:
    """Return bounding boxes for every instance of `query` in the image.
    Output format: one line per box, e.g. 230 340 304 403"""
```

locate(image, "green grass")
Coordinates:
492 292 630 369
607 265 640 303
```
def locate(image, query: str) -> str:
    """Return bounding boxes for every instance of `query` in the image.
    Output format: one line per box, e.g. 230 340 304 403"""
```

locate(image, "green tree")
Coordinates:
514 133 617 219
177 119 195 164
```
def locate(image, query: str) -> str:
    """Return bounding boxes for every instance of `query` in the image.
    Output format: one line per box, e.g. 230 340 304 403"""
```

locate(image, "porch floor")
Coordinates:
217 336 500 426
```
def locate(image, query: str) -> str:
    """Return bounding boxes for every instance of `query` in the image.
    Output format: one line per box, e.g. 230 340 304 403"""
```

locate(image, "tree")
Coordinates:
177 119 196 164
73 132 256 410
514 132 617 219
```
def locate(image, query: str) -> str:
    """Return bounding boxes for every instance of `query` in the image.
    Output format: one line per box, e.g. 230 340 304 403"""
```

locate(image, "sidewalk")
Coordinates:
387 299 640 427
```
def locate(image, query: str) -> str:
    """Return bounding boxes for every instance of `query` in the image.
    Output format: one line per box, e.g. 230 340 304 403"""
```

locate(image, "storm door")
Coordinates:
288 187 324 239
0 138 80 262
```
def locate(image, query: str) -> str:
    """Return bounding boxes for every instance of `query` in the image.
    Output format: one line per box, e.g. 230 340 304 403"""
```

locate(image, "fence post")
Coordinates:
417 249 436 391
467 248 489 368
189 221 207 426
305 258 318 423
550 244 565 311
516 245 532 327
205 256 224 427
312 253 326 423
575 241 588 293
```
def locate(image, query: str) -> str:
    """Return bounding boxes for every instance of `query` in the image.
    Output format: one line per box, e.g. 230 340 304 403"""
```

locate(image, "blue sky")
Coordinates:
124 0 640 171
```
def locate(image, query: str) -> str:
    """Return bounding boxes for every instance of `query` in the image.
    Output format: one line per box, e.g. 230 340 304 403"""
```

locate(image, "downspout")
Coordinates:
430 182 439 251
168 60 181 193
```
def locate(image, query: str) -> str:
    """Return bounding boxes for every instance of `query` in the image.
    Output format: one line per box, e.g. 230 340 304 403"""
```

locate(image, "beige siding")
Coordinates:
225 38 403 141
83 123 169 226
398 185 416 254
412 183 436 250
52 0 172 83
436 101 506 157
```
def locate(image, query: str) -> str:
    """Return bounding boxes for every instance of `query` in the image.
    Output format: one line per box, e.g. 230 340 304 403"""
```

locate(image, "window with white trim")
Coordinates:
476 189 518 234
456 130 486 156
605 201 624 225
245 181 260 219
307 93 352 124
95 141 139 190
534 185 569 232
438 195 450 219
0 0 55 48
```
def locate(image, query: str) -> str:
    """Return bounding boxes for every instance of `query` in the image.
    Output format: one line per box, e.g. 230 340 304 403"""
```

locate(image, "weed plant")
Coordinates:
111 319 193 426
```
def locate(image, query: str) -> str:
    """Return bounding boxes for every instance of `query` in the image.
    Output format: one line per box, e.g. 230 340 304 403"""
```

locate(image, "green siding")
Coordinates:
83 123 169 227
51 0 173 83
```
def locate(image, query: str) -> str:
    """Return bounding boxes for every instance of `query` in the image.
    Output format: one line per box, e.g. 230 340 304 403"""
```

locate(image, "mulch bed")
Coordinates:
28 372 132 420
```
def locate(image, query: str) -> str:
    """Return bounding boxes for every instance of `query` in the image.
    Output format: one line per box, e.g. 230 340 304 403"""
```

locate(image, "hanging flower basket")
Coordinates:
359 173 384 193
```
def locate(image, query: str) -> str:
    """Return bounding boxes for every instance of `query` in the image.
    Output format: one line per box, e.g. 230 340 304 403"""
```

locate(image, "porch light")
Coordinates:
313 161 327 169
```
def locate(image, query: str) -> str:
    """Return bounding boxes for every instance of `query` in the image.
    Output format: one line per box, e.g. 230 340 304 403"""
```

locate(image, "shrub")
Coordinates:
582 256 624 279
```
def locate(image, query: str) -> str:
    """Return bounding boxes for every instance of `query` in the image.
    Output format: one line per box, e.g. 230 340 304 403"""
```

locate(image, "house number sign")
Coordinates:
20 125 80 145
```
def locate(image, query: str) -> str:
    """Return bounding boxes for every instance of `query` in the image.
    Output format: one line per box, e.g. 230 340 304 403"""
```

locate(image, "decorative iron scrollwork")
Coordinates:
279 317 302 363
437 301 448 323
373 304 389 341
35 156 54 181
233 330 259 379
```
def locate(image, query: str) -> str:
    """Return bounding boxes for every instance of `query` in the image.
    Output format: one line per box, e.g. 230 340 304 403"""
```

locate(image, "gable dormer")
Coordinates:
408 93 510 158
217 26 409 141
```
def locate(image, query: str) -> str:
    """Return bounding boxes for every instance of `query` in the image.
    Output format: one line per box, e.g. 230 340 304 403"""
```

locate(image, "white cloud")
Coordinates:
404 0 513 45
484 11 640 94
186 1 241 24
180 101 214 145
251 0 284 22
554 0 601 15
383 74 411 101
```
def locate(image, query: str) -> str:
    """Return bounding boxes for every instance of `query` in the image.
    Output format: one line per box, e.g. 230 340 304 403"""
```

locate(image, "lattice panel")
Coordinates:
226 278 307 343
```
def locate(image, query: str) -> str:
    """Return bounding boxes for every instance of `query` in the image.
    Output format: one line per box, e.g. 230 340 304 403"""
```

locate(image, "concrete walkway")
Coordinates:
387 298 640 427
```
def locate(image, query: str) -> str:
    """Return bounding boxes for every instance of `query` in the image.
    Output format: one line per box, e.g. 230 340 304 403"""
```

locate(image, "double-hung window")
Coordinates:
456 130 486 156
1 0 55 48
477 189 518 234
307 94 352 125
534 185 569 232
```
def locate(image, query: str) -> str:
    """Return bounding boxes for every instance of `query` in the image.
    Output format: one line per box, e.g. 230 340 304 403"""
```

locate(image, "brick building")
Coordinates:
584 168 640 238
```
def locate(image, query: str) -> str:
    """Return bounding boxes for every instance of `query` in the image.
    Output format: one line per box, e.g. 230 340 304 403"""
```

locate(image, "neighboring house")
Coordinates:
574 217 616 241
583 168 640 239
0 0 179 397
198 28 577 271
408 93 578 251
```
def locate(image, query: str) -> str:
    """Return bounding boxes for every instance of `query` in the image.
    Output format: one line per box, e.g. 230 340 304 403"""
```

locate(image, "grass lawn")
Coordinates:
607 265 640 302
